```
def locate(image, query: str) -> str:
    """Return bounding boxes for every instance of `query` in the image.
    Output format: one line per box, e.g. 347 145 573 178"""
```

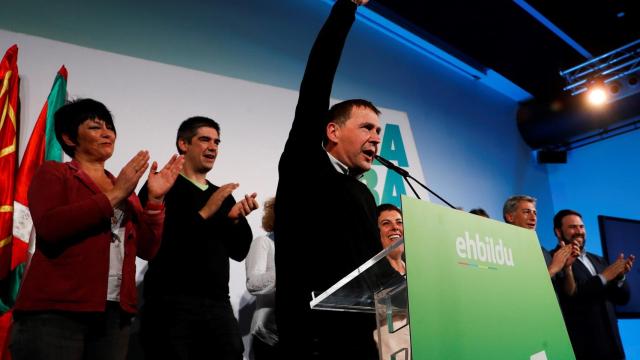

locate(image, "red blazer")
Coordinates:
15 160 164 314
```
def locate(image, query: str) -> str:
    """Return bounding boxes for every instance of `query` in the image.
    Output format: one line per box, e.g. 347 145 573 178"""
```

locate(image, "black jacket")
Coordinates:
554 249 630 360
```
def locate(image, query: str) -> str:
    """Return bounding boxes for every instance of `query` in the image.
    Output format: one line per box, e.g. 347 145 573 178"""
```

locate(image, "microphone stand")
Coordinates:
374 155 456 209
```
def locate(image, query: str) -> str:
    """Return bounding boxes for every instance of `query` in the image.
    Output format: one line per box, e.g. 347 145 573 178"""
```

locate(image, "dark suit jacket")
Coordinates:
15 160 164 314
542 246 552 267
555 251 630 360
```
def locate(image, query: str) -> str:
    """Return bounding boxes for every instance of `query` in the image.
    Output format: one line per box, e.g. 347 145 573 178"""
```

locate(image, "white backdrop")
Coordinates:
1 29 427 357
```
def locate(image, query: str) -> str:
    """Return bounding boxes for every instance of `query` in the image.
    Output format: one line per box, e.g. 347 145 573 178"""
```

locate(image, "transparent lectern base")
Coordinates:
309 239 411 359
374 277 411 360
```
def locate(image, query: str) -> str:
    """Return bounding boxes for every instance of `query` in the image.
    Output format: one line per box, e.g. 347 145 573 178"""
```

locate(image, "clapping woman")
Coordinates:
10 98 184 360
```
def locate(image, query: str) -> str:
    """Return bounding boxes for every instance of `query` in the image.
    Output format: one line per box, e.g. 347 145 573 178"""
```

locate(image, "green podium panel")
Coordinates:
402 197 574 360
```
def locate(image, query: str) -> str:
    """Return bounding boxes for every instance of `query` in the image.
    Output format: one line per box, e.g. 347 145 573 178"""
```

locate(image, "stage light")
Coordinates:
586 86 608 106
608 81 621 95
561 39 640 102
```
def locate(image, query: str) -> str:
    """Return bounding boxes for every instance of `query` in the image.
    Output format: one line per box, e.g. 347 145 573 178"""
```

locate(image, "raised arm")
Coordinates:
288 0 360 145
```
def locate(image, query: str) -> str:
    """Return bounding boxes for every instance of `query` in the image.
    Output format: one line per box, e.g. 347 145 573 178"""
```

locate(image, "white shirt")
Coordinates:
107 207 126 301
326 150 364 179
245 233 278 345
577 251 625 287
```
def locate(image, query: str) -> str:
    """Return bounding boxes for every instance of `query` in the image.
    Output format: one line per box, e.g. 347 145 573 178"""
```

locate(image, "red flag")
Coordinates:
0 44 19 360
0 45 19 280
0 310 11 359
12 66 67 269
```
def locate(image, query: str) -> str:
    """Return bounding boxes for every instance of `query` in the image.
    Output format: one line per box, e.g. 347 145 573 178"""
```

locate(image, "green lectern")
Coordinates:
310 197 575 360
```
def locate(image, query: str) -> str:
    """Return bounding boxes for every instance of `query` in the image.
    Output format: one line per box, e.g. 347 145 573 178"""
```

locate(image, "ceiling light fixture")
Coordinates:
561 39 640 104
586 86 608 106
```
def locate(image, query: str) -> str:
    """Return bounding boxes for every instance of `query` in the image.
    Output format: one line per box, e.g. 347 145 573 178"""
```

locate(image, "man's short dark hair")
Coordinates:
323 99 381 146
54 98 115 157
377 203 402 218
176 116 220 154
553 209 583 231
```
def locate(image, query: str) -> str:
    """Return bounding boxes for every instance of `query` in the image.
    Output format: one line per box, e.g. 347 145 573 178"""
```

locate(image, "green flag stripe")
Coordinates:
44 73 66 161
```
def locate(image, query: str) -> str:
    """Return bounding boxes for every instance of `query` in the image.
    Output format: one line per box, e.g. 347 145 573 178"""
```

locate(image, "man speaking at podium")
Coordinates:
274 0 386 358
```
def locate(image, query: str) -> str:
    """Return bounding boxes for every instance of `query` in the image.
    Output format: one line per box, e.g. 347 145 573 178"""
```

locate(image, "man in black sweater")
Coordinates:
139 116 259 359
275 0 386 358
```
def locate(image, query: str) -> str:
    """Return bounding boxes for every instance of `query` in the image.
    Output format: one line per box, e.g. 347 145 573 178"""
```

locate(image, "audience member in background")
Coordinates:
246 197 279 360
552 209 634 360
139 116 258 360
469 208 490 218
10 99 183 360
503 195 578 285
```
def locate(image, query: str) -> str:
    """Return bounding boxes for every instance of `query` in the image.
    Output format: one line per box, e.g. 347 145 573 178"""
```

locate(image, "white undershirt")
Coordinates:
577 252 625 287
107 207 126 301
326 150 364 179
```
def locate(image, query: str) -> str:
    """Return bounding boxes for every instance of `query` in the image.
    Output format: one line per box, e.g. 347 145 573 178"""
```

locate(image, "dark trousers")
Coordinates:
140 296 243 360
251 335 279 360
9 301 131 360
279 310 379 360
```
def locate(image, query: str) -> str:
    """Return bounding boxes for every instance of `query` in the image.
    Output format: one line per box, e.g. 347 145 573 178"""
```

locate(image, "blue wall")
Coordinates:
4 0 636 357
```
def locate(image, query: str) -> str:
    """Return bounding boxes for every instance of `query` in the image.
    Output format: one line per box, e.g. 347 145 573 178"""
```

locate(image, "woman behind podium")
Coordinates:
375 203 410 360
